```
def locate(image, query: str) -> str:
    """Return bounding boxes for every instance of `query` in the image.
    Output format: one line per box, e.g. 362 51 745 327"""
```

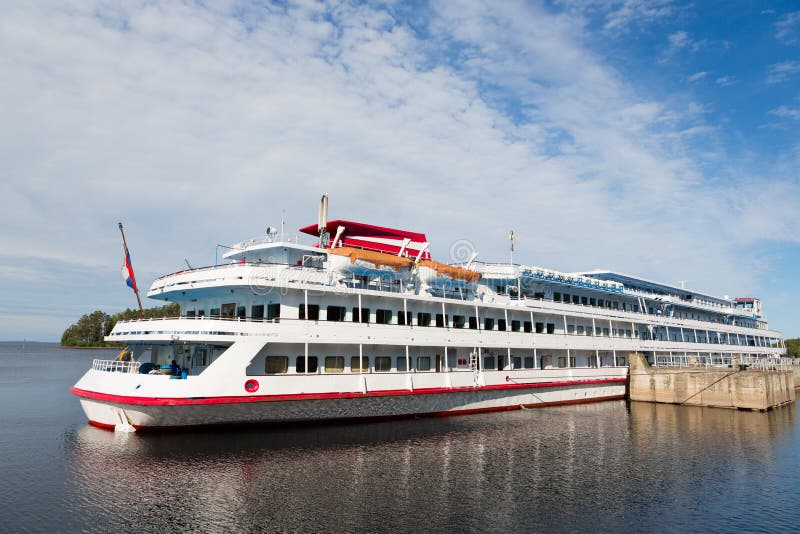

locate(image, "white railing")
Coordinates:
91 359 142 374
653 354 798 369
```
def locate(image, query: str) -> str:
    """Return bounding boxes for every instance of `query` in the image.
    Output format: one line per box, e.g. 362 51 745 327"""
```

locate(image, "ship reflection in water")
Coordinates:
64 401 798 532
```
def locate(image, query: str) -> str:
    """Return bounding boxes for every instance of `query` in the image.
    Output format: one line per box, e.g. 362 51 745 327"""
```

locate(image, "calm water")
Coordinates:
1 343 799 533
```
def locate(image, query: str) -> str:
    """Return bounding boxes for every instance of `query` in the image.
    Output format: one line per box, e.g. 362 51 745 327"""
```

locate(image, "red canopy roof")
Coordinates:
299 220 430 259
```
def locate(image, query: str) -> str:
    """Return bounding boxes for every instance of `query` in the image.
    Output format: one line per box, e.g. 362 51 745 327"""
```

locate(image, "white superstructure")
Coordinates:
72 200 786 430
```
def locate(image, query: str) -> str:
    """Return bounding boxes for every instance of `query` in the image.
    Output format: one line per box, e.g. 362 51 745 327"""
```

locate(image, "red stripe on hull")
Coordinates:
87 394 626 432
72 377 627 406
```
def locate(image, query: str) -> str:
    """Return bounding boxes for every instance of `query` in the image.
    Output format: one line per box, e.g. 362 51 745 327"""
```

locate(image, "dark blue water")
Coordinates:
1 342 799 532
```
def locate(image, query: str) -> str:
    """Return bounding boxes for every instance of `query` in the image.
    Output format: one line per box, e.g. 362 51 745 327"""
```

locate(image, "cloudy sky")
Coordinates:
2 0 799 341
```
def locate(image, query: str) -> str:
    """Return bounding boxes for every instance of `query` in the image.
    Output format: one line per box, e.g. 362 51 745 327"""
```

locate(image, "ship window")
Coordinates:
397 357 408 371
267 303 280 320
612 302 619 310
498 319 507 331
603 328 609 336
558 356 567 368
221 303 236 318
483 356 495 369
265 356 288 374
435 314 449 328
324 356 345 373
354 307 369 323
295 356 318 373
209 308 220 317
572 295 579 305
197 310 205 317
397 311 405 325
590 298 596 306
236 306 246 319
553 292 561 302
417 357 431 371
567 325 575 334
524 321 532 333
484 318 494 330
327 306 346 322
524 356 534 368
251 305 264 320
376 309 393 324
350 356 369 373
186 310 195 318
417 313 431 327
453 315 466 328
511 320 520 332
546 323 555 334
581 296 588 305
299 304 319 320
618 355 628 366
375 357 392 372
468 317 478 329
563 293 570 303
535 322 544 333
577 325 584 335
512 356 521 369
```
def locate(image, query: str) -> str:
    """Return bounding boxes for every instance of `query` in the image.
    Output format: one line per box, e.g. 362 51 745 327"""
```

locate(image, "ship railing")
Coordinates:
91 359 142 374
153 260 324 282
114 316 285 325
653 354 798 369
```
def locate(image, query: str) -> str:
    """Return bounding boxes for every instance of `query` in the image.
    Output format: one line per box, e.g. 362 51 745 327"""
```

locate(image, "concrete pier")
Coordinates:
628 353 796 411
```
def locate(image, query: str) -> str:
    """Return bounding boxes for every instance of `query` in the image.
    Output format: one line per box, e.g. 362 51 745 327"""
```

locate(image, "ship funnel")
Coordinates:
318 194 329 232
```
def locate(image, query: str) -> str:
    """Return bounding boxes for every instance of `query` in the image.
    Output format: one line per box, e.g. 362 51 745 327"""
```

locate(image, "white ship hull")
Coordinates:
74 371 626 429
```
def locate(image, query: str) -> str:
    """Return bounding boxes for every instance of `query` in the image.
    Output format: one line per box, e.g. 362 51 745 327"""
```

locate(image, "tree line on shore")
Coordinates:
786 338 800 358
60 303 179 347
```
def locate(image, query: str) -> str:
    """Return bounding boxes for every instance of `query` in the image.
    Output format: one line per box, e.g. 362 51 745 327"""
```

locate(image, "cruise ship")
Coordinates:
71 197 787 430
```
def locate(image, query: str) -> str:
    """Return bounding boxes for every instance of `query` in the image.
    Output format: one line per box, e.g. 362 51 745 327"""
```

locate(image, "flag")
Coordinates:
121 251 138 292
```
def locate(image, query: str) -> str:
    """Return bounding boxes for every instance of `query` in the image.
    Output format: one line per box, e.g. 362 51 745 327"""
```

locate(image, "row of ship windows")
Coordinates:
552 292 630 311
259 354 625 374
182 304 765 342
553 291 730 324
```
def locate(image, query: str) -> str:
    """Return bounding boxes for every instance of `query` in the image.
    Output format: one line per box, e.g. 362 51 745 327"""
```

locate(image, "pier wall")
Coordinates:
628 353 795 411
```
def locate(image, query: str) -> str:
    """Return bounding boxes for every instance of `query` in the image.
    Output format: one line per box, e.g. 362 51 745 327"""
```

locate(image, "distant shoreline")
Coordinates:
59 345 121 350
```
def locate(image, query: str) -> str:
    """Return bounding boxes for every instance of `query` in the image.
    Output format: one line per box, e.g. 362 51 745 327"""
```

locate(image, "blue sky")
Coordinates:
1 0 799 341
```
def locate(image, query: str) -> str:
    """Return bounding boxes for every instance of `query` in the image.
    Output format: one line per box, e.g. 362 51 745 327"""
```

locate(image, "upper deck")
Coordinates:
145 217 776 337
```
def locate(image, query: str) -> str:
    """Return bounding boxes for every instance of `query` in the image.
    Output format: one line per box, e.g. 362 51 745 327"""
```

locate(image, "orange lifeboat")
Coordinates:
417 259 482 283
328 247 414 272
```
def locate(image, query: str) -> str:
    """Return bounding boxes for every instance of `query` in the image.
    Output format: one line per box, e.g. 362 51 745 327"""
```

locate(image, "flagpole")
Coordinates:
118 222 144 318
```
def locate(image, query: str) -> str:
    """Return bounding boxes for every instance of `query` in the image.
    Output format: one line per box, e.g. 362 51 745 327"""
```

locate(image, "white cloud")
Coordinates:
1 0 799 339
766 60 800 83
770 106 800 120
715 75 736 86
687 71 708 82
666 30 706 53
775 11 800 45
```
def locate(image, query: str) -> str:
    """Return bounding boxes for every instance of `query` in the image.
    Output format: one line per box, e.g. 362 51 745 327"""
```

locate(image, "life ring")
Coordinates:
244 379 259 393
